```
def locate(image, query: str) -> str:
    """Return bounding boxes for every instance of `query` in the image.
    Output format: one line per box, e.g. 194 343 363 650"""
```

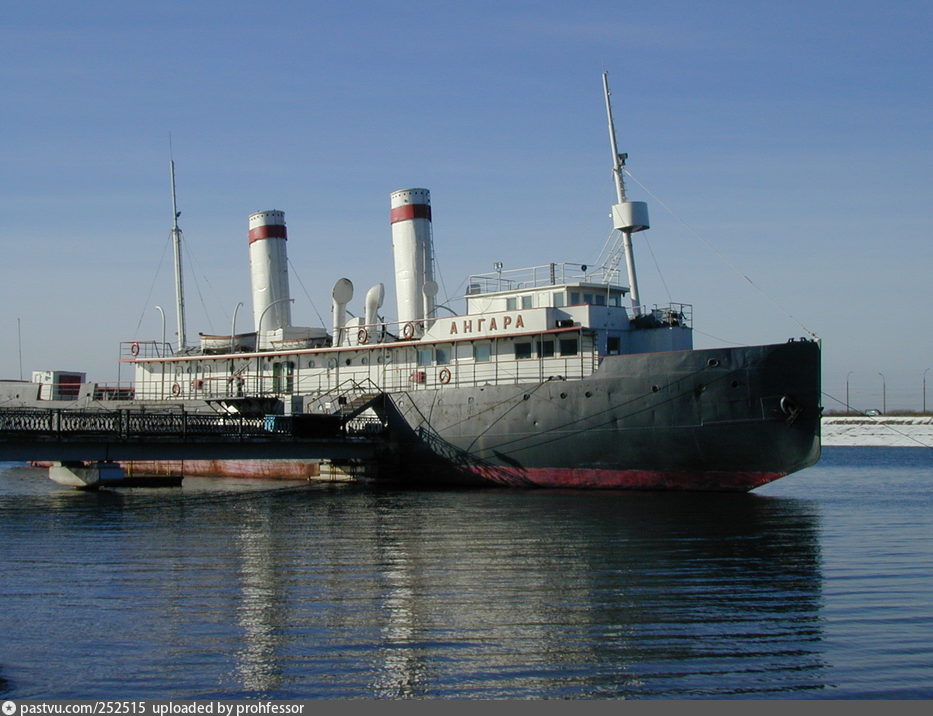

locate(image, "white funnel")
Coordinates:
249 210 292 333
391 188 433 332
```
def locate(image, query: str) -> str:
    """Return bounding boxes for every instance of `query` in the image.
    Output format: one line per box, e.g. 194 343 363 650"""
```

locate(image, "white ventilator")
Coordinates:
331 278 354 346
249 210 293 334
364 283 385 331
390 188 435 334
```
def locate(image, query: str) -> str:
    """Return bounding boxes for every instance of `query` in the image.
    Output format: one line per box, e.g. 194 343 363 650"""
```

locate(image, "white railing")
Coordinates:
466 263 618 295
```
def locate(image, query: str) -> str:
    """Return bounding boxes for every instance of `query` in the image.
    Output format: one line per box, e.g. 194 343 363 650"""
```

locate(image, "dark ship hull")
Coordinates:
383 340 821 491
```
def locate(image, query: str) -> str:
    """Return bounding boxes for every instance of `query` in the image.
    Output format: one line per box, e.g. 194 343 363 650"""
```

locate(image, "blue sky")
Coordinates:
1 0 930 410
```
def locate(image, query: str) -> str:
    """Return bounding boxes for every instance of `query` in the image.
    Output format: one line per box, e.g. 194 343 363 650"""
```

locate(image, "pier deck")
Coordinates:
0 408 387 462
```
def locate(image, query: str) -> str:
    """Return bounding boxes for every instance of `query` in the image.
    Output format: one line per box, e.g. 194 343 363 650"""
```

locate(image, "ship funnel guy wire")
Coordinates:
602 72 650 314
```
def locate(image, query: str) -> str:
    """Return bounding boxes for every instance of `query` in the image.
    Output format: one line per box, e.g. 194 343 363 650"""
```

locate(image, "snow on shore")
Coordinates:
822 416 933 447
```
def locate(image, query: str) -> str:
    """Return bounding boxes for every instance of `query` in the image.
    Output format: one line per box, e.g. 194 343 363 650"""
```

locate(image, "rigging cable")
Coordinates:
132 233 172 338
623 167 820 341
181 236 217 334
287 257 327 328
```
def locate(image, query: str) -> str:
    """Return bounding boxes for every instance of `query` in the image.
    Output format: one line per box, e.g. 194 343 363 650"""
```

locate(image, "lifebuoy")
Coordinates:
130 342 140 357
357 327 369 345
438 367 452 385
190 379 204 391
171 382 181 396
402 322 415 340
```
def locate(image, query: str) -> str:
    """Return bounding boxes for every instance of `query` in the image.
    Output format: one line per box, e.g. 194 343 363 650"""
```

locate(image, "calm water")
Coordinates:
0 447 931 699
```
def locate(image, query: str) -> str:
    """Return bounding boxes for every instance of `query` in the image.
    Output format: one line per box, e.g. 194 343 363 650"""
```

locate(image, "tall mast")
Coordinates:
602 72 649 312
169 160 187 350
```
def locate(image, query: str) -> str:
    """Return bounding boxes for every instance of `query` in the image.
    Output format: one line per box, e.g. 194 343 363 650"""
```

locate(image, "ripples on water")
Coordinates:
0 446 930 699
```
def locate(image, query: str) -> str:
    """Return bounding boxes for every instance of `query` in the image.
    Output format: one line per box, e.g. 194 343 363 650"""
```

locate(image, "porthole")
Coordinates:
584 391 592 398
732 380 741 388
361 357 368 365
560 392 567 399
707 358 720 367
307 360 315 368
523 394 530 400
651 385 660 393
345 358 352 366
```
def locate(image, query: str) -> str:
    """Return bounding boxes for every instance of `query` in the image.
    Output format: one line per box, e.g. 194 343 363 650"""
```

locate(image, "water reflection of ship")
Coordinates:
216 488 827 697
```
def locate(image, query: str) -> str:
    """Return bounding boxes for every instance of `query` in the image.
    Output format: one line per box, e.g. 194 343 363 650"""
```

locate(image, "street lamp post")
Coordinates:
155 305 166 399
846 371 854 415
924 368 930 414
154 306 166 354
878 371 886 415
230 301 244 354
256 299 294 348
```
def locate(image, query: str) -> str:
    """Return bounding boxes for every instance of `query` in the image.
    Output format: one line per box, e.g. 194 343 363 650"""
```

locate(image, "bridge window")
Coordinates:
607 336 621 355
552 292 565 307
514 342 532 360
417 348 433 366
537 339 554 358
473 343 492 362
521 295 533 309
570 291 580 305
594 294 606 306
506 297 517 310
559 338 579 357
436 345 451 365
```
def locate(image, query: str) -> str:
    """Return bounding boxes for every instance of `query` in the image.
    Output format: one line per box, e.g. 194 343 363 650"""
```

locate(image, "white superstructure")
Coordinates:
126 75 693 403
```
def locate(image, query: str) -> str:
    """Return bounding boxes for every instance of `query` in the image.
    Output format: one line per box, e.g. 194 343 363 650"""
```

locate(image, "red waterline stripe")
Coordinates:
463 466 785 492
390 204 432 224
248 224 288 244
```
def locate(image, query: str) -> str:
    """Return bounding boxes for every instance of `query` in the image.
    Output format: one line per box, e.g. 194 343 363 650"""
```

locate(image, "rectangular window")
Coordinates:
594 294 606 306
583 293 593 304
537 339 555 358
514 342 532 360
559 338 579 356
570 291 580 305
416 348 433 366
473 344 492 362
607 336 621 355
435 345 451 365
609 294 620 307
521 295 533 309
552 292 565 307
506 297 518 311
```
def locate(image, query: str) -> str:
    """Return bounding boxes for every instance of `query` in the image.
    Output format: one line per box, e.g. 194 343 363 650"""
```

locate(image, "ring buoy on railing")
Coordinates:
438 367 452 385
171 382 181 396
190 379 204 391
402 322 415 340
130 341 140 357
357 327 369 345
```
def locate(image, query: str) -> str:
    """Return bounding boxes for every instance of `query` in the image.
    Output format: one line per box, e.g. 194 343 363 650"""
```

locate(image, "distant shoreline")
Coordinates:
822 415 933 447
